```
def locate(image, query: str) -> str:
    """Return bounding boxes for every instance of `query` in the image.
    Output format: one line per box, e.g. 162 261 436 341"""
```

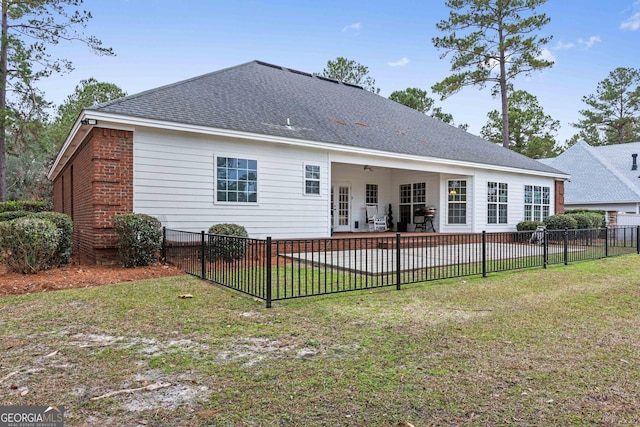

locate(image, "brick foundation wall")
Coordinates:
52 127 134 264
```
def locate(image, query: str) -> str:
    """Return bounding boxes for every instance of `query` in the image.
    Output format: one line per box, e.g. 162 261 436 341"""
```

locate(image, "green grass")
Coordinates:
2 255 640 426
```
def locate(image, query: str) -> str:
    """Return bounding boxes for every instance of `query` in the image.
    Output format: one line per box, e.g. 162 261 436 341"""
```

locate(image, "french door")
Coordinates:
332 183 351 232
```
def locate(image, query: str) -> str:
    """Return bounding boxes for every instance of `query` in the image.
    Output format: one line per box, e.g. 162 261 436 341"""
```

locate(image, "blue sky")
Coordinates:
39 0 640 146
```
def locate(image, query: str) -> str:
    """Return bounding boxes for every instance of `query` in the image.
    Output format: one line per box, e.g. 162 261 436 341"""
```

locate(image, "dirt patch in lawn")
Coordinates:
0 261 184 296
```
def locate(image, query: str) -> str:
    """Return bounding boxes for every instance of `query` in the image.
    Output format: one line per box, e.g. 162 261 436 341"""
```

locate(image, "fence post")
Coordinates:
543 228 548 269
482 231 487 278
563 227 569 265
637 226 640 255
162 227 166 261
396 233 401 290
605 227 609 257
266 237 272 308
200 230 206 280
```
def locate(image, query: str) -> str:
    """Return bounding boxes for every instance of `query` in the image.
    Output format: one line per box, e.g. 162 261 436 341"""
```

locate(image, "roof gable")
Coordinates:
90 60 563 175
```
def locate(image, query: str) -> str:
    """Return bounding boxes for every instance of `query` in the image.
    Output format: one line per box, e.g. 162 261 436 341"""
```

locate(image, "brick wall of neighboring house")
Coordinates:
554 180 565 215
52 127 134 264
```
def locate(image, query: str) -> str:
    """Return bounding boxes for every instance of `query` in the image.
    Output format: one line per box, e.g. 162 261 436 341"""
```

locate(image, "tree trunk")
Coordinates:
499 39 509 149
0 1 7 201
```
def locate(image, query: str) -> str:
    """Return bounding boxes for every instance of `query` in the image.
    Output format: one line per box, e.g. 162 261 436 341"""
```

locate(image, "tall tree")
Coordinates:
0 0 113 201
49 77 126 150
481 90 560 158
432 0 553 149
320 57 380 93
5 85 52 200
389 87 468 130
571 67 640 146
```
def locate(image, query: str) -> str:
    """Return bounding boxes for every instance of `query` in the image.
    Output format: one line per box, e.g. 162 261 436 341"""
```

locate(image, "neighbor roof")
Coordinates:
539 140 640 203
89 60 563 175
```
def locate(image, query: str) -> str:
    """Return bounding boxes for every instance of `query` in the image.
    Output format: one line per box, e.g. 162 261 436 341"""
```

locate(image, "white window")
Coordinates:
448 180 467 224
524 185 550 221
216 157 257 203
366 184 378 205
488 182 508 224
304 164 320 195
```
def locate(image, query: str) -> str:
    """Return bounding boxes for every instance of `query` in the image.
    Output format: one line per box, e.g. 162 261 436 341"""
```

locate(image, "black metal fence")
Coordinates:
163 226 639 307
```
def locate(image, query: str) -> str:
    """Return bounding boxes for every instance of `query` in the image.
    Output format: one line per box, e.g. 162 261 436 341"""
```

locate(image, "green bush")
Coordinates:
0 217 60 273
0 200 48 213
564 213 604 230
113 214 162 268
516 221 544 231
208 223 248 261
544 214 578 230
33 212 73 265
0 211 30 222
565 209 606 228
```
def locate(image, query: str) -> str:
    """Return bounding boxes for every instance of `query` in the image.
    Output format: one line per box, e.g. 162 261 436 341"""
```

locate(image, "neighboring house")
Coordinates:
540 140 640 224
48 60 568 264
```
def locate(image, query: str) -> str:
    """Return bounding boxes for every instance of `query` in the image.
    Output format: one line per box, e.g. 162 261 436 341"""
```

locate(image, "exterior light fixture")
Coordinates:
80 118 98 125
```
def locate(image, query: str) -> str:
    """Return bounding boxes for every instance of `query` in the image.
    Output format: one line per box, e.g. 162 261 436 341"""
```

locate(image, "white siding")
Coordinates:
472 171 557 232
133 128 330 238
131 127 560 238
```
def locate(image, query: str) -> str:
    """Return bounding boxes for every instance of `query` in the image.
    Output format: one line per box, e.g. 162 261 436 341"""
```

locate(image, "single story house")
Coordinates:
540 140 640 225
48 60 569 264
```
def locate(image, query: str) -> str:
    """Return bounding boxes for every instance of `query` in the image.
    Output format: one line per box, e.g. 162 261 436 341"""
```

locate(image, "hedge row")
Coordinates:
517 211 605 232
0 200 48 213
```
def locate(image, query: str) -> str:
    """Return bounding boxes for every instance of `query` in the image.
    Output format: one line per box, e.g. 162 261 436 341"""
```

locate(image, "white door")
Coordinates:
333 184 351 232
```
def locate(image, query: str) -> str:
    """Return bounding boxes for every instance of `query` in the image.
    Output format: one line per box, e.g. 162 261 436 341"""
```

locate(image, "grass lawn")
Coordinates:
1 256 640 426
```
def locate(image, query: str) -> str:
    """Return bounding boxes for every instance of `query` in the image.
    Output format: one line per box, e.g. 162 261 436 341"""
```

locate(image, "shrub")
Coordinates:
113 214 162 268
516 221 544 231
33 212 73 265
208 223 248 261
0 211 30 222
0 217 60 273
564 213 604 230
0 200 48 213
544 214 578 230
565 209 606 228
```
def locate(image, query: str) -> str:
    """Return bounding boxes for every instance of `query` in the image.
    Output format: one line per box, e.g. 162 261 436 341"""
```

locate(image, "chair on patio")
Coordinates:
366 204 388 232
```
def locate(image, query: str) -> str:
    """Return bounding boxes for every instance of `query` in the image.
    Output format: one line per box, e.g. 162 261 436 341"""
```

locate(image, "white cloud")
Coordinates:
553 41 575 50
578 36 601 49
387 57 409 67
621 12 640 30
341 22 361 32
538 48 556 62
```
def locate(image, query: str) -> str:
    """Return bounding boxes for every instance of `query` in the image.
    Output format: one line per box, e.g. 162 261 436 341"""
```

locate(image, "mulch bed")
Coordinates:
0 261 184 296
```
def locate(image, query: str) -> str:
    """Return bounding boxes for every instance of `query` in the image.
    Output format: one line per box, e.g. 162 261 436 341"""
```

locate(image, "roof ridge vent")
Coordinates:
342 81 364 90
287 68 313 77
255 60 283 70
316 75 340 84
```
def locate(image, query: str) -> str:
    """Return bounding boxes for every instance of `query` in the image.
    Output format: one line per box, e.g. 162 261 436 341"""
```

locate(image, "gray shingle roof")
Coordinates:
540 140 640 203
91 60 564 175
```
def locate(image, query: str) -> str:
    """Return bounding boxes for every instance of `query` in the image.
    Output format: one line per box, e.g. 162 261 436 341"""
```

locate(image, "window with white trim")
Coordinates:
487 182 508 224
448 180 467 224
524 185 550 221
366 184 378 205
304 164 320 195
216 157 257 202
